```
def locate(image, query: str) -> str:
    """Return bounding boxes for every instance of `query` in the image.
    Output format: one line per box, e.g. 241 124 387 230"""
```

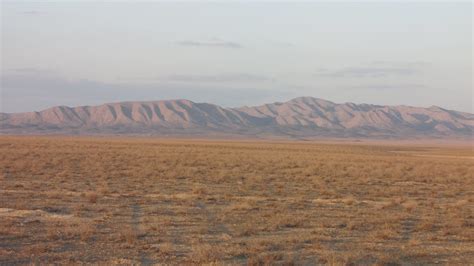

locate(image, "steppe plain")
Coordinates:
0 136 473 265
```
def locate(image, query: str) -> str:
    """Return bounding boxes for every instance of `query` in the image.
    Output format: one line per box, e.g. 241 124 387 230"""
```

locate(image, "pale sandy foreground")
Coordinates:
0 136 473 264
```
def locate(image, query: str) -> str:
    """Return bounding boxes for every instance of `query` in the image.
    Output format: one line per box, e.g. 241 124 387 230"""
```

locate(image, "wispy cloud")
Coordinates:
177 40 243 49
21 11 43 15
369 61 431 68
350 84 426 90
314 61 429 78
5 68 53 74
120 73 273 83
315 67 417 78
1 70 288 112
160 73 271 83
271 41 294 47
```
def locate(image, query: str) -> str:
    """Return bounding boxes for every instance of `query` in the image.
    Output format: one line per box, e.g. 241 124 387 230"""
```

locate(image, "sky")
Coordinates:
1 1 472 113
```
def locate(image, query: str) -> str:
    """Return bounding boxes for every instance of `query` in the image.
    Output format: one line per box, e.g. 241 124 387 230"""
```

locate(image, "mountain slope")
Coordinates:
236 97 474 138
1 97 473 139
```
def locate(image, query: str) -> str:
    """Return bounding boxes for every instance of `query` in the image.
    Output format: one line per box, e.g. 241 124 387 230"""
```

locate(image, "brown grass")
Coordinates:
0 136 473 264
85 192 99 204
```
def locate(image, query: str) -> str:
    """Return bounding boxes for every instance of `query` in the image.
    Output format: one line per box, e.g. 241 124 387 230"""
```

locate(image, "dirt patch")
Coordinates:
0 208 73 221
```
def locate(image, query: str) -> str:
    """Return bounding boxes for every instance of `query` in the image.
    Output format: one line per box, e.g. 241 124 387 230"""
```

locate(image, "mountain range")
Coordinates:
1 97 473 139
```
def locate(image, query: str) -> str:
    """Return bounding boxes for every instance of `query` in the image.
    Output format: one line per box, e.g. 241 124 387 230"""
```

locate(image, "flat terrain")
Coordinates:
0 136 473 265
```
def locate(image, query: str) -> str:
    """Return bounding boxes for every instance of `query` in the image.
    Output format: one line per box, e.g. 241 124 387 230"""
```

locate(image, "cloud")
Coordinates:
5 68 53 74
1 71 104 95
119 73 273 83
315 66 418 78
177 40 243 49
369 61 431 68
314 61 430 78
271 41 294 47
1 70 289 113
21 11 43 15
350 84 426 90
158 73 272 83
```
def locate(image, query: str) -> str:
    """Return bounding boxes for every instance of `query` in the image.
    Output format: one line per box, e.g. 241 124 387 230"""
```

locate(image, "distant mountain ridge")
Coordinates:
1 97 473 139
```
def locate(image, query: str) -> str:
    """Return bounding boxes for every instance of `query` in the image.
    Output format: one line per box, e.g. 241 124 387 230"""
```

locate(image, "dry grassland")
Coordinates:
0 136 473 265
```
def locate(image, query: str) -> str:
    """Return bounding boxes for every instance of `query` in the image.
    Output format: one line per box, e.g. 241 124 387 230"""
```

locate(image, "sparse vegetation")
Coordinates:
0 136 473 264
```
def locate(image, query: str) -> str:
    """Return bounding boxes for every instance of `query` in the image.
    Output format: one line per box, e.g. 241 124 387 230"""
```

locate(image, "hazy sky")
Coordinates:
1 1 472 113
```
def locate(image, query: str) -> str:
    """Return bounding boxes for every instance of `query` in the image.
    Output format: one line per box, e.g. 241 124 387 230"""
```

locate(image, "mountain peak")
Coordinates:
428 105 445 111
288 96 334 104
